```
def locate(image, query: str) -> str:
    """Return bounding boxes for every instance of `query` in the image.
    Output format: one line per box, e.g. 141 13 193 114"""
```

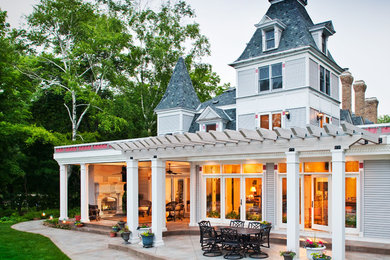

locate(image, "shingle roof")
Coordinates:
155 57 200 111
199 88 236 110
235 0 337 63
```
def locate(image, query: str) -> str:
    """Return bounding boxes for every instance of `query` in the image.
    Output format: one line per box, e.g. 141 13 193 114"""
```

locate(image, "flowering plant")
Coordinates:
141 230 154 237
305 238 324 248
74 221 83 227
260 220 272 226
137 224 150 229
311 252 331 260
119 225 130 234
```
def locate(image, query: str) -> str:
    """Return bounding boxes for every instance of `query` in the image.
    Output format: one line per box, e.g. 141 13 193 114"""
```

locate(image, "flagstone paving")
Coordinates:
13 220 390 260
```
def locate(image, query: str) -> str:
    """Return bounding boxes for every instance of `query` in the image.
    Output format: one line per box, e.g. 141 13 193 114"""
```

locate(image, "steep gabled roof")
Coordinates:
155 57 200 111
199 88 236 110
235 0 336 63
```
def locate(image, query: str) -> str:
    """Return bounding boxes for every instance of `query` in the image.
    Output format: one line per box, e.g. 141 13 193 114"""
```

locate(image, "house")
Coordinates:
53 0 390 259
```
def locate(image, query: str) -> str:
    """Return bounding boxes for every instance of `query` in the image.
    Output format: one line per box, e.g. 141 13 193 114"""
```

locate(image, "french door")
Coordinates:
311 176 329 231
243 177 263 221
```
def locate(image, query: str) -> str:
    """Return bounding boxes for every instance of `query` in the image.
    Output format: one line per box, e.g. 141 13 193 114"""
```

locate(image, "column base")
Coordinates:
189 222 197 227
162 227 167 232
59 217 68 221
81 218 90 223
129 237 140 244
153 239 164 247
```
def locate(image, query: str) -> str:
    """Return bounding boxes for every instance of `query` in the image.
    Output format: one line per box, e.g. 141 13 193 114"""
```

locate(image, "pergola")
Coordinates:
55 122 380 259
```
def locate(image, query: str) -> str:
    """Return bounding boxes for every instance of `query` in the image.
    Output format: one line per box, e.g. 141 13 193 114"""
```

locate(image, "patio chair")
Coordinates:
248 222 261 229
260 225 271 249
246 229 268 259
230 220 245 228
198 221 212 250
139 200 151 217
88 204 100 221
200 226 222 257
220 228 244 259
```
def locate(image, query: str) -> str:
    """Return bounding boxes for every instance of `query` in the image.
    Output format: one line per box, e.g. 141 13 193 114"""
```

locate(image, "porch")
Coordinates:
54 123 384 259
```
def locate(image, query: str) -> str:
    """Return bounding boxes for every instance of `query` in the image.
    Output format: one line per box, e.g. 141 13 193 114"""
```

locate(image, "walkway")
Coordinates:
13 220 390 260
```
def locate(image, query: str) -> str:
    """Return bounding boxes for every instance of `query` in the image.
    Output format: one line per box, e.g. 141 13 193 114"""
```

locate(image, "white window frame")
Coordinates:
258 63 283 93
257 112 283 130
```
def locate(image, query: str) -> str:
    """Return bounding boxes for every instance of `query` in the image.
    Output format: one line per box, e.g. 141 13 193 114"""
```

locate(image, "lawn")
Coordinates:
0 222 69 260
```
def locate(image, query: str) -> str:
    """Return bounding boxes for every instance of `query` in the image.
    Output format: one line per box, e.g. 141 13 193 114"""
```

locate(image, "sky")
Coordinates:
2 0 390 116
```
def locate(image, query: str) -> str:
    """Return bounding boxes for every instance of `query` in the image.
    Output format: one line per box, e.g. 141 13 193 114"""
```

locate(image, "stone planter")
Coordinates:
121 231 131 244
281 254 294 260
141 234 154 248
305 246 326 260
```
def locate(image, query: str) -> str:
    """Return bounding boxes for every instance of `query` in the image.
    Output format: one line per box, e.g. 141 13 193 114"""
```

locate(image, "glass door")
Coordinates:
244 178 262 221
312 176 329 231
225 178 241 220
206 178 221 219
279 176 302 227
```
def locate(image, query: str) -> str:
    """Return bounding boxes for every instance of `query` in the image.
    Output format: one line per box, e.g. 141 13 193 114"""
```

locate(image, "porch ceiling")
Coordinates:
109 123 381 156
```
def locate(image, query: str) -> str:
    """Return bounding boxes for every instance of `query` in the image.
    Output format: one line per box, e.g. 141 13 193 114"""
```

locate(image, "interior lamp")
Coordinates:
250 186 257 193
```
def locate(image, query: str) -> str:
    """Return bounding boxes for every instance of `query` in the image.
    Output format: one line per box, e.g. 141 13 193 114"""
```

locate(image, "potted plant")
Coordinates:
280 251 296 260
140 230 154 248
119 225 131 244
305 238 326 260
117 220 126 230
312 252 331 260
75 215 81 222
260 220 272 227
110 231 117 237
137 224 151 233
74 221 84 227
112 224 120 232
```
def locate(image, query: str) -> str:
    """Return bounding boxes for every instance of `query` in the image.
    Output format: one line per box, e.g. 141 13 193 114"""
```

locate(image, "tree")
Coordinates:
0 9 64 210
25 0 130 141
112 0 227 136
378 115 390 124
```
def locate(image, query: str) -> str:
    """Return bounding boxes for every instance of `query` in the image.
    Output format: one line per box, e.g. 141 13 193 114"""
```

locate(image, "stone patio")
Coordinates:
13 220 390 260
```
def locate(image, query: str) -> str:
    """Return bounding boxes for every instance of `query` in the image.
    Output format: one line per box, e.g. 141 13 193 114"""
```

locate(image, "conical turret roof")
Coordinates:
155 57 200 111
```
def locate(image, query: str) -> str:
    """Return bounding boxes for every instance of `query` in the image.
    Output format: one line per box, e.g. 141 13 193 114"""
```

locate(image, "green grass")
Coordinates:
0 222 70 260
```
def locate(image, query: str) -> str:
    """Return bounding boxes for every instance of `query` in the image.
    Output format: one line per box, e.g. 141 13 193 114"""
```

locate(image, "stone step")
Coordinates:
82 222 112 231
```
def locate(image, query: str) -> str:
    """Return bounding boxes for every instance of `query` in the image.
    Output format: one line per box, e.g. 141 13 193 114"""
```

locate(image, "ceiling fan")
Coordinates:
166 163 181 175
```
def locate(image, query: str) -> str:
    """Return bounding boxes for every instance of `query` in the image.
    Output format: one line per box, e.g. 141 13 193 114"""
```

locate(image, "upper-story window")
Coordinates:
265 29 275 50
259 113 281 130
259 63 283 92
319 66 330 95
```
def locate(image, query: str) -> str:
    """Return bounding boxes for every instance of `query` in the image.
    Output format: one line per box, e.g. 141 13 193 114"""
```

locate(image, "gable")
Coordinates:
197 107 222 122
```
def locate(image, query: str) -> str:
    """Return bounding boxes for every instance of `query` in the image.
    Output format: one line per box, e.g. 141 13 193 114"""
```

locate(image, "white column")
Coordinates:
127 159 140 243
189 163 197 226
80 163 90 222
59 164 68 220
332 149 346 260
151 158 165 247
286 151 300 257
88 165 95 205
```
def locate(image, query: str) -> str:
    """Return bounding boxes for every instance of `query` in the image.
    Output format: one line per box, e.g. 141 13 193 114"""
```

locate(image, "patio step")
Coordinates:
82 222 112 231
108 243 167 260
269 233 390 255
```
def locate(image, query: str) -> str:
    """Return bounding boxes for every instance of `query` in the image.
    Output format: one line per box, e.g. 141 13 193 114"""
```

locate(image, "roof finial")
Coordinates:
269 0 307 6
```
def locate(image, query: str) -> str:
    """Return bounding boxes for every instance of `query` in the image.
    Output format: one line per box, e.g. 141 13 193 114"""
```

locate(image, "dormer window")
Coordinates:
265 29 275 49
322 33 327 54
256 15 286 52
